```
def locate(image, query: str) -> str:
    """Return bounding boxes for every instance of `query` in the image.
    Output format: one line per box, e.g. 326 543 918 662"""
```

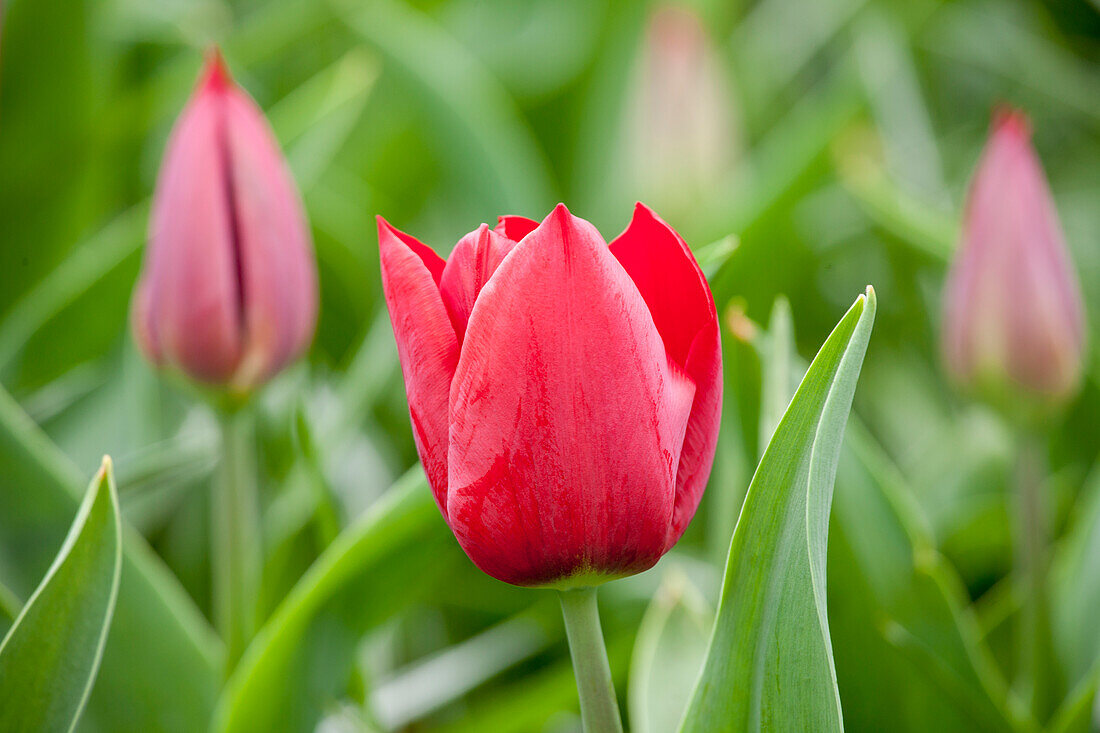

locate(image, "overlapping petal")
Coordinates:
377 218 459 512
610 203 721 546
142 58 244 383
438 225 516 343
446 204 697 586
220 66 317 387
493 215 539 242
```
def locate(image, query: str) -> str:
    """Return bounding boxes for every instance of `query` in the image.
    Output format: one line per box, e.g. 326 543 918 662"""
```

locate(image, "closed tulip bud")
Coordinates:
378 203 722 588
942 109 1087 413
132 50 318 394
627 5 737 216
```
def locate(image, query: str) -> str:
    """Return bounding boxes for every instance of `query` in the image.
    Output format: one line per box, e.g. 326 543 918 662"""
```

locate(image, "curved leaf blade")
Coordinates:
214 469 454 733
681 286 876 733
0 457 121 733
830 422 1021 733
629 570 713 733
0 387 221 732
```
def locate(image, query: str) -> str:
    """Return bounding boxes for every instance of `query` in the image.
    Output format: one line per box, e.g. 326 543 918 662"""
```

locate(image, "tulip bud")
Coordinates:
378 203 722 588
627 5 737 217
132 50 317 393
942 108 1087 413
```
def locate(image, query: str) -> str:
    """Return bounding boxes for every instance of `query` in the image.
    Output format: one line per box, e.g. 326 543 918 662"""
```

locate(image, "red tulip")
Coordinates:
379 204 722 587
942 108 1087 409
132 50 317 392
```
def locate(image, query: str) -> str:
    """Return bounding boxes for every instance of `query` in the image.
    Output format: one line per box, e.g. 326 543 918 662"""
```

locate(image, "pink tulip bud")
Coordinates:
132 50 317 392
378 204 722 588
628 5 736 215
942 108 1087 409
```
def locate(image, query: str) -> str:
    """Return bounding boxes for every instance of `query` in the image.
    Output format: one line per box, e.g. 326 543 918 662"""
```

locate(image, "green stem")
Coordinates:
1014 433 1059 722
558 587 623 733
213 408 262 674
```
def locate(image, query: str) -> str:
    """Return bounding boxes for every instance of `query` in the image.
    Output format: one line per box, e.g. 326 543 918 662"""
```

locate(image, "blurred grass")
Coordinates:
1 0 1099 731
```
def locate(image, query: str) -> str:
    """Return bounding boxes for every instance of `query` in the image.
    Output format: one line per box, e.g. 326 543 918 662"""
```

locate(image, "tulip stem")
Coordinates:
213 407 262 675
1014 432 1059 721
558 587 623 733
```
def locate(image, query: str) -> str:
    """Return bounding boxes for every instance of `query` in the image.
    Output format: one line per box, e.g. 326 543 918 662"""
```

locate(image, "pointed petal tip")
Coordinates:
199 47 233 92
376 217 447 284
991 105 1031 140
548 202 571 222
376 216 412 249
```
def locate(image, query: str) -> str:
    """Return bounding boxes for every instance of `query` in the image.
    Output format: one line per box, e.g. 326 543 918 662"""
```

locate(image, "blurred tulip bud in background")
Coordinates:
132 50 317 394
942 108 1087 414
627 4 737 218
378 203 722 588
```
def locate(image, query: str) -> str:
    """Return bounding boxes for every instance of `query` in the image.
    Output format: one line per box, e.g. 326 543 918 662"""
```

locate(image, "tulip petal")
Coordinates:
610 202 721 547
144 61 244 383
130 276 163 366
494 215 539 242
447 204 696 587
439 225 516 343
378 218 459 513
220 74 318 388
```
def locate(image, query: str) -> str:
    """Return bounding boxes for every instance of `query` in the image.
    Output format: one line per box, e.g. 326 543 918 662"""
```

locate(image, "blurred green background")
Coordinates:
1 0 1098 731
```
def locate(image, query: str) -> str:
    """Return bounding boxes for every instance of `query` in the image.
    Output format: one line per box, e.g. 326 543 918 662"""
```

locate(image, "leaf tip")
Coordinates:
861 284 877 318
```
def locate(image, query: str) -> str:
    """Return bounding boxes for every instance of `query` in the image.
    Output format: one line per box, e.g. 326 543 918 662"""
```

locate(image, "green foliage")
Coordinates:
829 423 1022 732
629 571 713 733
214 470 453 733
0 387 221 732
681 288 875 732
1 0 1099 730
0 458 120 733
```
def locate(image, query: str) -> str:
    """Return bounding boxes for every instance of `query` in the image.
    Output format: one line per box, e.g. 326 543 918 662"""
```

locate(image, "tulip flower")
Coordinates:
132 50 318 394
378 203 722 589
942 108 1087 411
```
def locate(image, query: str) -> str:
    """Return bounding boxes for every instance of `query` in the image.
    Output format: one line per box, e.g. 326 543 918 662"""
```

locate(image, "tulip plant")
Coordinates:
132 51 319 669
0 3 1097 733
378 203 724 730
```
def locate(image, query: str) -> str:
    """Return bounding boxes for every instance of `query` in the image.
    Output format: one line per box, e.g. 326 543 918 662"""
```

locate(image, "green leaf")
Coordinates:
0 456 121 733
680 286 876 733
1047 461 1100 729
1045 664 1100 733
629 570 713 733
0 387 221 732
829 422 1022 733
332 0 555 213
759 295 797 453
0 581 19 638
213 469 455 733
1054 462 1100 688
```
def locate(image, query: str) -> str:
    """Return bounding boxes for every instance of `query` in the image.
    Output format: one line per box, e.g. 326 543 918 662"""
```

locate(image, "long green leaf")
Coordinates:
830 421 1023 733
629 570 713 733
680 286 876 733
333 0 555 214
0 387 221 732
213 469 454 733
0 457 121 733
